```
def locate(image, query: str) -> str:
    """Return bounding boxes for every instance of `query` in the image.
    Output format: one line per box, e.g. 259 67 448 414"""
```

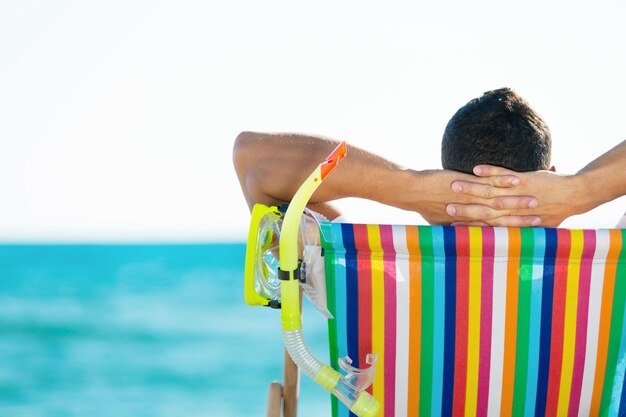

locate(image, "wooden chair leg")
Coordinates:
266 382 283 417
267 294 302 417
282 348 300 417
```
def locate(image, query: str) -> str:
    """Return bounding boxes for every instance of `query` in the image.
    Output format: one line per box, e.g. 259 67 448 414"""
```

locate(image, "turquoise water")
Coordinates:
0 244 330 417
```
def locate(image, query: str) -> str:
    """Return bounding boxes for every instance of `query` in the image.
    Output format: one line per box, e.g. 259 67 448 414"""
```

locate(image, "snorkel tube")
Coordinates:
279 142 381 417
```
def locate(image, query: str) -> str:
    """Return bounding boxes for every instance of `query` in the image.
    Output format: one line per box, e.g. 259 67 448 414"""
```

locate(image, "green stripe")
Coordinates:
418 226 434 417
512 228 535 415
600 230 626 413
321 223 340 417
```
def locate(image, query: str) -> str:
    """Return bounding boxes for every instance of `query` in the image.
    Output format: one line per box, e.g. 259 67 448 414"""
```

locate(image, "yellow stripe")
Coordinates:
465 227 482 417
368 224 385 411
557 229 583 416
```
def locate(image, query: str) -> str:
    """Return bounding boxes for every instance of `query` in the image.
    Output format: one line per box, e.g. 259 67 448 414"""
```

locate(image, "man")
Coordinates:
235 88 546 226
234 89 625 227
234 91 626 417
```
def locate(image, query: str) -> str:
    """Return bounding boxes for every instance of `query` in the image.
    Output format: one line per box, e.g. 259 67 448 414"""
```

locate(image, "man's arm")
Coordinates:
233 131 539 224
447 140 626 226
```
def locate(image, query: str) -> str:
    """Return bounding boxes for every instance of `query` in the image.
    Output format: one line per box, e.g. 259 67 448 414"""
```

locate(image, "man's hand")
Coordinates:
446 165 583 227
448 140 626 227
414 169 542 226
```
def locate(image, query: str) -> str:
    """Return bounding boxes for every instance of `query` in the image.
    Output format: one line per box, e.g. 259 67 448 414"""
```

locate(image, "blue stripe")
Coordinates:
535 228 557 416
441 226 456 417
333 224 349 343
524 228 545 417
431 226 446 417
618 309 626 417
609 291 626 417
341 223 360 370
332 224 349 417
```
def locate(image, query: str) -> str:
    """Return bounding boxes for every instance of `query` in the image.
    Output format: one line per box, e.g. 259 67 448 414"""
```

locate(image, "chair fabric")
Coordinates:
320 223 626 417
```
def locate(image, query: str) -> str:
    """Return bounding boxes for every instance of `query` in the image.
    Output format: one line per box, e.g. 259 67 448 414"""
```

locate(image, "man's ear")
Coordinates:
549 165 556 172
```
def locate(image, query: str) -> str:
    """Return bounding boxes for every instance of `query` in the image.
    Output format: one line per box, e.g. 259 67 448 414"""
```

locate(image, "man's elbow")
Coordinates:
233 130 254 157
233 131 275 210
233 131 259 174
234 131 256 148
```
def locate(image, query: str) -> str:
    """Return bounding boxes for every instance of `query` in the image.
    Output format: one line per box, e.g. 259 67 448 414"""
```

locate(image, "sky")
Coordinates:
1 0 625 242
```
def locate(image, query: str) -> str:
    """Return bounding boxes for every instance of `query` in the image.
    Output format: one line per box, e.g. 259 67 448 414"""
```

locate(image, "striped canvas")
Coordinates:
319 223 626 417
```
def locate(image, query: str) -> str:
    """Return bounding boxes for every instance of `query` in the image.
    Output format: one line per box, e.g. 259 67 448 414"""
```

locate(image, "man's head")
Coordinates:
441 88 551 174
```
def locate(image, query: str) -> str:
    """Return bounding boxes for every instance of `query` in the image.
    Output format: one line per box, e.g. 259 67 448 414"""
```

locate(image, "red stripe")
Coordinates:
545 229 571 417
477 227 495 417
353 223 372 393
568 230 596 416
452 227 470 416
380 225 397 417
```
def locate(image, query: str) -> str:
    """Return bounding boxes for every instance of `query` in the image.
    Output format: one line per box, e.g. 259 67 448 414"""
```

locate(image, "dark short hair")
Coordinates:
441 88 551 174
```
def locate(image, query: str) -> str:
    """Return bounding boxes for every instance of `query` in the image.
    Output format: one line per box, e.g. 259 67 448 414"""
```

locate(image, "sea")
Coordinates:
0 244 331 417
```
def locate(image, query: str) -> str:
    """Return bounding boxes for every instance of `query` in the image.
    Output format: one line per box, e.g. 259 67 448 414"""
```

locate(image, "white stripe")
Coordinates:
578 229 610 417
487 227 509 417
392 225 410 417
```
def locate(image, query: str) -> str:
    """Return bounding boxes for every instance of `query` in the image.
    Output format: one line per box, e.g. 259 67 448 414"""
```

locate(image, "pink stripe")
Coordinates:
568 230 596 417
477 227 495 417
354 224 373 386
380 225 397 417
453 227 470 416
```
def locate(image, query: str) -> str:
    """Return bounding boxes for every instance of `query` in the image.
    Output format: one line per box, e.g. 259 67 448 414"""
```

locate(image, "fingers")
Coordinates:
451 181 494 198
446 203 541 223
489 174 520 188
451 215 542 227
451 180 533 202
450 221 490 226
489 196 537 210
446 203 495 220
446 166 545 226
472 165 518 177
451 175 520 193
451 180 538 209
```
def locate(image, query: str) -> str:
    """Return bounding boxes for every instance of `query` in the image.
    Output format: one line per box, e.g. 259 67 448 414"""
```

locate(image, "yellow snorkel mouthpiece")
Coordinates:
278 141 381 417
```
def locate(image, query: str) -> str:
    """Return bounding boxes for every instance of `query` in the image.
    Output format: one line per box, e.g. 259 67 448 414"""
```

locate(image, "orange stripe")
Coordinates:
406 225 422 416
500 228 521 416
589 229 622 416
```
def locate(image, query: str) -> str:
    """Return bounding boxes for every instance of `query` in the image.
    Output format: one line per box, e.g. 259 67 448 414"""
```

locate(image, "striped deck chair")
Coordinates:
244 142 626 417
320 223 626 417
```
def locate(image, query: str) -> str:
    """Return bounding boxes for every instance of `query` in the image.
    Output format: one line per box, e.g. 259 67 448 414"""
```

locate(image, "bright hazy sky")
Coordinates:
1 0 625 242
